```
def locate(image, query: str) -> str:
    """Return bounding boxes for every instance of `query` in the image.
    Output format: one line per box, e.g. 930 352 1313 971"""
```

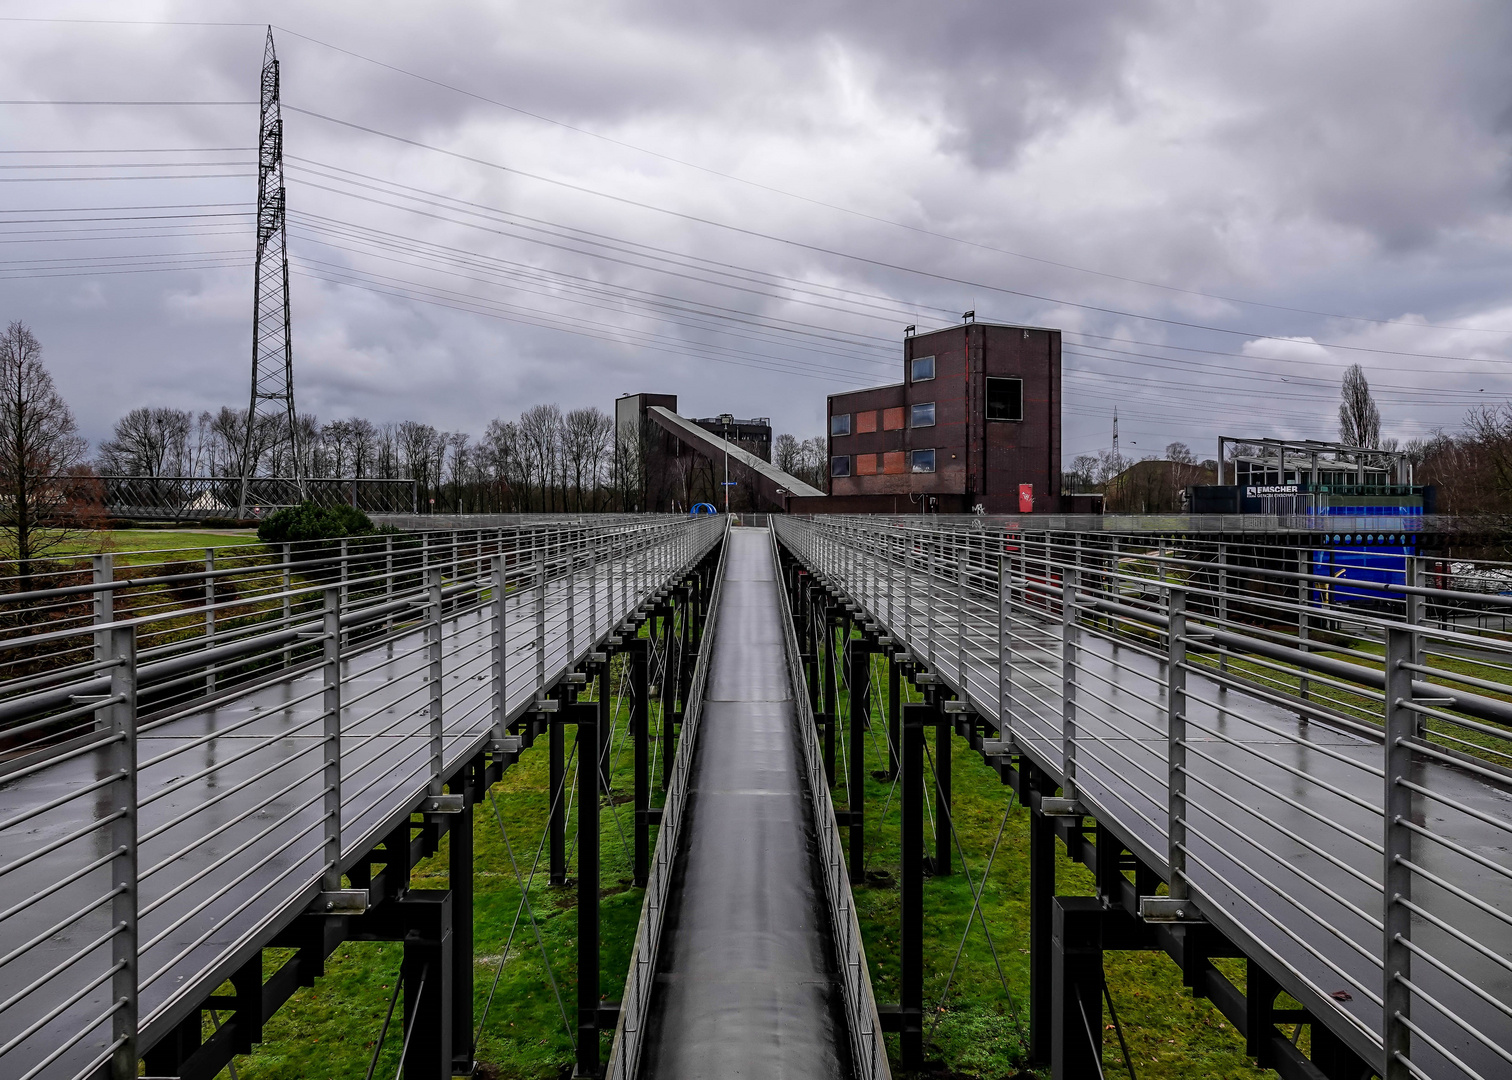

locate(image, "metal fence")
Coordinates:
774 514 1512 1080
0 515 723 1080
95 475 418 520
768 527 891 1080
605 527 729 1080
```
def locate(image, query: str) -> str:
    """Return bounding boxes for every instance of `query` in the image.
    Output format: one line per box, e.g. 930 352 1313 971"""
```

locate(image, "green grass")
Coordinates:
209 648 665 1080
43 527 265 564
841 647 1277 1079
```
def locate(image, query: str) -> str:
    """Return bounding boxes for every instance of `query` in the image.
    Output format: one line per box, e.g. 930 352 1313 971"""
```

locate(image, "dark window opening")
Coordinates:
986 377 1023 421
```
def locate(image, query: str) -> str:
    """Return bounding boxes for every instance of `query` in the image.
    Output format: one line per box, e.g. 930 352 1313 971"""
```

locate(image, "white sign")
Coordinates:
1245 484 1300 497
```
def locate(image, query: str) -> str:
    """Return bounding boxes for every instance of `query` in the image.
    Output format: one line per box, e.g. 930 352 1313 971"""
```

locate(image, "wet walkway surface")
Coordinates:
640 528 851 1080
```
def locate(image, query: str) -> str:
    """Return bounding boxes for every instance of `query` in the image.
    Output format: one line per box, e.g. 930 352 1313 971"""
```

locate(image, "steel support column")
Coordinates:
846 635 869 883
1027 765 1056 1069
450 762 476 1078
933 692 952 876
550 706 567 887
631 637 651 886
887 654 901 780
1051 897 1104 1080
898 700 928 1069
575 699 602 1078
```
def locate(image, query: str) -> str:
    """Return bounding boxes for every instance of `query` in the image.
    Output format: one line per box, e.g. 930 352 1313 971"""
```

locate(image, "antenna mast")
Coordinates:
238 26 304 516
1111 406 1119 460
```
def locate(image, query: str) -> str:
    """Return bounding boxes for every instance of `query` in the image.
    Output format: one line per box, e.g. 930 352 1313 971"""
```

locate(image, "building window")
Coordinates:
912 355 935 381
985 376 1023 421
911 402 936 427
910 448 936 473
831 455 851 477
830 413 851 436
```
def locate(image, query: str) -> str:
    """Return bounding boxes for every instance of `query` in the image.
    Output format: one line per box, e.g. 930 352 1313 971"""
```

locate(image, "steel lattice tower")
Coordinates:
238 27 304 516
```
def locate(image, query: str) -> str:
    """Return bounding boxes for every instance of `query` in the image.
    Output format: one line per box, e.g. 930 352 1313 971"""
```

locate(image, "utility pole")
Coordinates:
238 27 305 517
721 413 733 514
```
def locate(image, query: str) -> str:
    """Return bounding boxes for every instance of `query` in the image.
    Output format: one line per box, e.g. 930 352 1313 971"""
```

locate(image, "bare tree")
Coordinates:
98 407 193 476
774 433 801 475
0 322 92 582
349 417 377 478
563 407 612 511
1338 363 1382 449
1165 441 1195 464
520 404 563 512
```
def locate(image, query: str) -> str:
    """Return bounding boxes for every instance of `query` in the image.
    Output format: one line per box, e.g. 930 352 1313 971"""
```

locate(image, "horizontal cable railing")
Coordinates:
774 514 1512 1080
0 515 723 1080
605 523 729 1080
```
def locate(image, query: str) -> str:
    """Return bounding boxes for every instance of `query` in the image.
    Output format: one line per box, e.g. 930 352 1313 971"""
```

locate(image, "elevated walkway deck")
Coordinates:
639 527 852 1079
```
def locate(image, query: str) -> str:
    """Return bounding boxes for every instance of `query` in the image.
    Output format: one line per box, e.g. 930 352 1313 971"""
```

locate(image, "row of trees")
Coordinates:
94 398 827 515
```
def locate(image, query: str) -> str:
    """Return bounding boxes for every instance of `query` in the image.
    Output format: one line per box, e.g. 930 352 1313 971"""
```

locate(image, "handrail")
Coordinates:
768 526 891 1080
604 518 730 1080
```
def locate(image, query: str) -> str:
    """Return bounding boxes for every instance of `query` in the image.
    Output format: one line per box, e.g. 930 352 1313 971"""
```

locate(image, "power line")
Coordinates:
286 156 949 319
280 105 1512 366
0 99 254 106
0 173 253 182
258 23 1512 336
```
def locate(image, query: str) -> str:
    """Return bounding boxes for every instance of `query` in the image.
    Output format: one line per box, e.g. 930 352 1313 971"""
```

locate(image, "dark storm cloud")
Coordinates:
2 0 1511 461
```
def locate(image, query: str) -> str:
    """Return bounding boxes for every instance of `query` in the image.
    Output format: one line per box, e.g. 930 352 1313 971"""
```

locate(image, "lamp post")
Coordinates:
720 413 734 514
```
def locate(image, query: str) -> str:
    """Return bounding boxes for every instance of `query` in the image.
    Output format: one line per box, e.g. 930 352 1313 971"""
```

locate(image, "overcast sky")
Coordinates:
2 1 1511 464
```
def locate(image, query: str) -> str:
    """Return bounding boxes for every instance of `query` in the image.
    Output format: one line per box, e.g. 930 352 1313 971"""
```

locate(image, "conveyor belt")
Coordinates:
639 528 853 1079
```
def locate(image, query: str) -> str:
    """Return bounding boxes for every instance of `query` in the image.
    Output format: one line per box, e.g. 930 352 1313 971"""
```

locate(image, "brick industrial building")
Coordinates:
820 319 1068 514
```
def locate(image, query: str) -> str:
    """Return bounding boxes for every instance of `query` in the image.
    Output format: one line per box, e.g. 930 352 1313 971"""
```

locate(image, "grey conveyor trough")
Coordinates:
639 528 854 1079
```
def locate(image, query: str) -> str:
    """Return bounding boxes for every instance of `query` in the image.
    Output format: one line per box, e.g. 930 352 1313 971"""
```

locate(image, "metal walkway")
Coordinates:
775 515 1512 1080
638 527 852 1079
0 519 722 1080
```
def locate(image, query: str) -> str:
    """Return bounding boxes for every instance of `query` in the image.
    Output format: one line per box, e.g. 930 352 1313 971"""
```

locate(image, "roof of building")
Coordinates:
647 406 825 498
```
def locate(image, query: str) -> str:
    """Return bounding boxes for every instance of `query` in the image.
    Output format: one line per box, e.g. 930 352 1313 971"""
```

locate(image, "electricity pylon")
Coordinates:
238 27 304 516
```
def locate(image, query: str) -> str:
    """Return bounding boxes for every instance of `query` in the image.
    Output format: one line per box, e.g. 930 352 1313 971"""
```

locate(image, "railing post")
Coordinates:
998 553 1012 742
93 553 114 729
1217 543 1230 673
924 543 936 666
1403 556 1423 668
492 555 507 748
282 542 294 667
1384 627 1415 1080
204 548 216 695
108 624 138 1080
322 587 342 891
567 544 578 660
536 548 548 688
427 567 445 798
1166 588 1188 897
1061 566 1080 802
1298 548 1311 701
339 537 350 613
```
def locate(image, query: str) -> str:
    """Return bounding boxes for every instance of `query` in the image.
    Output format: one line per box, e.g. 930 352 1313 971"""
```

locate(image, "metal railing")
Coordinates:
0 515 723 1080
604 525 729 1080
774 514 1512 1080
92 475 419 519
769 527 891 1080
